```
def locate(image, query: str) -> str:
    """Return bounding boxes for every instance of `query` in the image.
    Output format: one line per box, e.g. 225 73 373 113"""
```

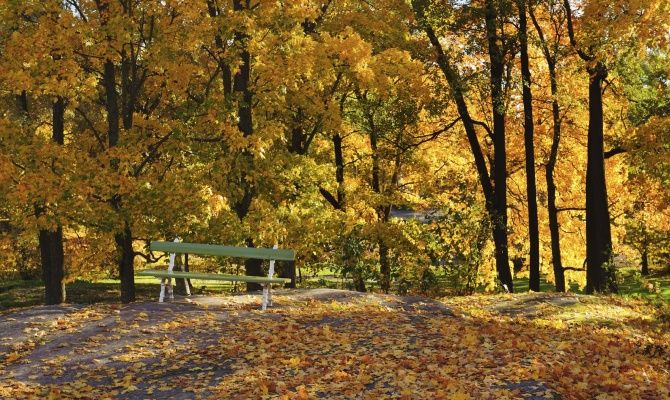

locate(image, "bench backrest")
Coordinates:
150 241 295 261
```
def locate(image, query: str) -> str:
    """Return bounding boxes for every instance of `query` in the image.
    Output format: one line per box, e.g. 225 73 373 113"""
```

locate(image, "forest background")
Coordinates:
0 0 669 305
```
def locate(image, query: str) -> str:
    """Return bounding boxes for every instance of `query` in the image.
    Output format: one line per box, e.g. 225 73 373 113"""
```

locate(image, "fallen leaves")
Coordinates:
0 292 669 399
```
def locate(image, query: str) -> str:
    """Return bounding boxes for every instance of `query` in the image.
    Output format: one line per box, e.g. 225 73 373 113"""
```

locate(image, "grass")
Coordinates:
2 266 669 310
513 267 670 301
0 275 247 311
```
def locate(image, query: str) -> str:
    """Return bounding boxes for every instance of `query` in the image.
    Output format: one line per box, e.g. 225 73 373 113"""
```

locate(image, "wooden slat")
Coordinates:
150 241 295 261
136 269 291 284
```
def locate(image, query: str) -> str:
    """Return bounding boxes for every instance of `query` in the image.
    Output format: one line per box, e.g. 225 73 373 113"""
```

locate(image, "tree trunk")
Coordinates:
244 238 263 292
104 60 120 149
175 253 194 294
485 0 514 292
412 0 513 291
104 58 136 302
641 245 649 276
529 6 565 292
333 133 346 207
562 0 616 293
230 0 262 292
35 98 67 305
278 260 297 289
367 110 392 293
585 63 616 294
353 273 367 292
546 159 566 291
115 222 135 303
39 225 65 304
518 0 540 291
206 0 233 101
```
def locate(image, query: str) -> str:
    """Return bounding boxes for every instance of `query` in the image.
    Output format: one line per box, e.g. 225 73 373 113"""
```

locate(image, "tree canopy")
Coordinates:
1 0 669 302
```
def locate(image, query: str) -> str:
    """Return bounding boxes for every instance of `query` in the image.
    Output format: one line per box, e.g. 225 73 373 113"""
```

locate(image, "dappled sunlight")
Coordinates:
1 292 670 398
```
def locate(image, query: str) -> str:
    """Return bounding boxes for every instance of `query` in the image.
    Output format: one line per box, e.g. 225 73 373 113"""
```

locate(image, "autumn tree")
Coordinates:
0 0 87 303
412 0 515 291
517 0 540 291
528 0 568 291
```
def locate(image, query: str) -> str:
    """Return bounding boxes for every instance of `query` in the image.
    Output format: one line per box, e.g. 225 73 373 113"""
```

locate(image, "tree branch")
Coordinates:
604 147 626 159
319 187 341 210
557 206 585 212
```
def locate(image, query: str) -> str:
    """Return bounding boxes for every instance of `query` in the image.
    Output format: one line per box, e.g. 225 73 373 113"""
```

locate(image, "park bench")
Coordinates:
137 240 295 310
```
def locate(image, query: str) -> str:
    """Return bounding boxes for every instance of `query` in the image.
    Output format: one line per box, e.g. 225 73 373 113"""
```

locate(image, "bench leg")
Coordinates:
262 284 269 311
159 278 166 302
167 277 174 300
184 278 191 296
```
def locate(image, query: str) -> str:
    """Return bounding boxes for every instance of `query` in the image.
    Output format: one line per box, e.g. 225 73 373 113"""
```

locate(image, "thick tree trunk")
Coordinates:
562 0 616 293
485 0 514 292
529 6 565 292
104 60 119 149
641 245 649 276
585 63 616 294
353 273 367 292
115 222 135 303
39 225 65 304
518 0 540 292
37 98 67 304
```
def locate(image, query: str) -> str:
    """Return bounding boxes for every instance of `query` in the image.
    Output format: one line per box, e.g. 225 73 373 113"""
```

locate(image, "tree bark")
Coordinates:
641 245 649 276
333 133 346 208
42 98 67 304
319 133 346 210
38 226 65 305
517 0 540 291
278 260 297 288
104 57 136 303
563 0 616 293
243 238 264 292
115 222 135 303
485 0 514 292
412 0 513 291
223 0 262 292
584 62 616 293
529 5 565 292
366 107 393 293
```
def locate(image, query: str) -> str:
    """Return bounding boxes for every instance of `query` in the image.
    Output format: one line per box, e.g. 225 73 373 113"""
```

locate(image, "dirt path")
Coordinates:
1 290 665 399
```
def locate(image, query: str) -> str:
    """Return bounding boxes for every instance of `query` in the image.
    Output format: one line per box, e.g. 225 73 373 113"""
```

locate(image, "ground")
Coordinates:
1 289 670 399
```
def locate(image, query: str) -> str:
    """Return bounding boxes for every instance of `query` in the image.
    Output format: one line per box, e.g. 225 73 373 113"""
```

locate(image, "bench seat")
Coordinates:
137 269 291 284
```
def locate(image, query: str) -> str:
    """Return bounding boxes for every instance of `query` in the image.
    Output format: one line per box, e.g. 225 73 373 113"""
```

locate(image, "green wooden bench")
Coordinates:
137 240 295 310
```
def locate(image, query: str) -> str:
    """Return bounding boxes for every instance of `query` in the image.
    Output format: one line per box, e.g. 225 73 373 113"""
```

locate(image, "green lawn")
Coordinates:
2 266 668 310
513 268 670 301
0 275 243 310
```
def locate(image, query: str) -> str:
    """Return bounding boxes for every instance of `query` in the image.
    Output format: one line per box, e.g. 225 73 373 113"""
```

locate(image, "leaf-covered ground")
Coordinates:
1 289 670 399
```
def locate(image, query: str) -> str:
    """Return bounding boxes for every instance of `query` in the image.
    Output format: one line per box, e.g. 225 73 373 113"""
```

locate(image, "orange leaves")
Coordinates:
2 292 670 398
